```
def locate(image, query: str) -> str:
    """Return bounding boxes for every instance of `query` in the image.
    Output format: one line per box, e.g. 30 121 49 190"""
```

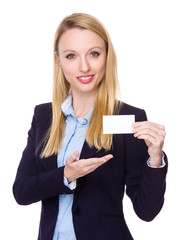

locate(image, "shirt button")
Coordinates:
74 208 80 215
82 119 88 125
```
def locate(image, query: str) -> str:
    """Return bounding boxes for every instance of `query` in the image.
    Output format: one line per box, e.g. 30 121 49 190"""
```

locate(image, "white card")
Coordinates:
103 115 135 134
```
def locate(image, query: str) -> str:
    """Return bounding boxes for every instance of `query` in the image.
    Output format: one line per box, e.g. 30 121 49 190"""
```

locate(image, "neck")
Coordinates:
72 91 96 118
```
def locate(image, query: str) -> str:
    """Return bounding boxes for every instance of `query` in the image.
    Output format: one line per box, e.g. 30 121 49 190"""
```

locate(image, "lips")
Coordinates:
77 74 95 84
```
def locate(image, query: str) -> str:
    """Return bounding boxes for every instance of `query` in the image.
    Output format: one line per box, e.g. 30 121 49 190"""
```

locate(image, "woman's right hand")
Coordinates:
64 151 113 183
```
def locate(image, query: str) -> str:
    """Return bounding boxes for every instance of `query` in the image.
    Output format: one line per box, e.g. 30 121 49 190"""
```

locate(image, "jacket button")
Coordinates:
74 208 80 215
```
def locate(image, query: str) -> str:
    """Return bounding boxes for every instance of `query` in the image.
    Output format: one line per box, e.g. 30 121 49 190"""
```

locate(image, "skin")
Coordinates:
56 28 166 183
132 121 166 167
56 28 107 118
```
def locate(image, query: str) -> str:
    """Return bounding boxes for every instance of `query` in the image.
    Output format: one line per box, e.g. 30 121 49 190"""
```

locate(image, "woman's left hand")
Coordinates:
132 121 166 167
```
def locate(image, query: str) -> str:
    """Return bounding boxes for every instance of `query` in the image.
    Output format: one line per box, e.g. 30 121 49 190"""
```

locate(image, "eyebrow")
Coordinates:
62 47 104 53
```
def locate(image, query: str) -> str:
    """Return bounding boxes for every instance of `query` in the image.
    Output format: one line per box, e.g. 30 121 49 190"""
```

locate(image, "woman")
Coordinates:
13 13 168 240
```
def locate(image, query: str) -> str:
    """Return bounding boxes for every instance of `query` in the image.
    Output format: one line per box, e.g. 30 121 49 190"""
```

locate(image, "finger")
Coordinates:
132 121 165 130
132 121 165 131
136 134 164 147
78 154 113 168
88 154 113 166
79 154 113 175
132 121 146 127
134 127 166 138
132 122 166 136
134 128 165 139
66 151 79 164
101 154 113 162
90 154 113 165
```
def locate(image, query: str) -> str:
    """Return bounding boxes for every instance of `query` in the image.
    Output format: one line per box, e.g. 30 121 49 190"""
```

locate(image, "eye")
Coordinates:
90 52 100 57
66 54 76 59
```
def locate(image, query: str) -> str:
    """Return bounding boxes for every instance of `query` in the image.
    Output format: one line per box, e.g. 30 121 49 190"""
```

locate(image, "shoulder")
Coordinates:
119 102 144 115
117 102 148 121
34 102 52 117
33 103 53 127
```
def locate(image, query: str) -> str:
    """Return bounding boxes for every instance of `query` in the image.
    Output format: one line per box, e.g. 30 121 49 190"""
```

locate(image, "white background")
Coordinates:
0 0 182 239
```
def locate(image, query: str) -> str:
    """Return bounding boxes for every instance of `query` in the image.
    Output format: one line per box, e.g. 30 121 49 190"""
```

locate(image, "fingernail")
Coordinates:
74 151 79 157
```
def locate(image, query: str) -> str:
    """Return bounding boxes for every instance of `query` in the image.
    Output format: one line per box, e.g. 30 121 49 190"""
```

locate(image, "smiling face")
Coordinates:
56 28 107 98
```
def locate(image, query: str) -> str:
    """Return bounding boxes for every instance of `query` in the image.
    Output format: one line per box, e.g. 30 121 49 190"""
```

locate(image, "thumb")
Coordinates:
66 151 79 164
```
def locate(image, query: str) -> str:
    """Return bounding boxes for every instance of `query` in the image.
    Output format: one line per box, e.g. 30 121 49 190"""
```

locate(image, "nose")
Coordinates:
79 56 90 73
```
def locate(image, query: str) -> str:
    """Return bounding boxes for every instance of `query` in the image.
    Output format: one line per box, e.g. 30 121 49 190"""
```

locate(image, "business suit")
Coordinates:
13 102 168 240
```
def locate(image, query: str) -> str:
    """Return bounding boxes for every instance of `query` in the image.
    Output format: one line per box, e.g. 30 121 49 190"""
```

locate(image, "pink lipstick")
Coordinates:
77 74 94 84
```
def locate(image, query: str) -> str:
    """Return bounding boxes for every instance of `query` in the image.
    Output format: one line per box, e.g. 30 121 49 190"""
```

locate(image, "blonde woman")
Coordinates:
13 13 168 240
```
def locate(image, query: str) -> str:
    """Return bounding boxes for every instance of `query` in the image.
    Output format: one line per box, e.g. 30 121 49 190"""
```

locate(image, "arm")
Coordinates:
13 105 73 205
125 110 168 221
13 105 113 205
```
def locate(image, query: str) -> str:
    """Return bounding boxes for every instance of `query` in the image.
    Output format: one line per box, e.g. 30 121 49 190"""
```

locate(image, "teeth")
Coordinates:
79 76 93 80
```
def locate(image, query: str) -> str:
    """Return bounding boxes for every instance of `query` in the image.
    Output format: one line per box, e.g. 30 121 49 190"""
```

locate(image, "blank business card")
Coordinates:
103 115 135 134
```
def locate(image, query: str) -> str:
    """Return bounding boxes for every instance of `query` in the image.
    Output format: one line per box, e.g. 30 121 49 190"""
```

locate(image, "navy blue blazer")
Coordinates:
13 102 168 240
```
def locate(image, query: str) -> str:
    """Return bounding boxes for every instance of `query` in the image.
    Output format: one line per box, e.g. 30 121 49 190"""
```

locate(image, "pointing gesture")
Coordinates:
64 151 113 183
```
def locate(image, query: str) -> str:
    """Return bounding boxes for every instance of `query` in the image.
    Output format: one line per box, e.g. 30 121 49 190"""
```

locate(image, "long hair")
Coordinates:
41 13 121 158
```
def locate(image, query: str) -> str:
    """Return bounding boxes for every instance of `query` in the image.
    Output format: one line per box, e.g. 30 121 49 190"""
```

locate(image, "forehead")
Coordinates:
58 28 106 52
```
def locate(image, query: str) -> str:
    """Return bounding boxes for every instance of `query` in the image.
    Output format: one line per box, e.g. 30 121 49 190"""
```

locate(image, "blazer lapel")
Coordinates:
80 140 97 160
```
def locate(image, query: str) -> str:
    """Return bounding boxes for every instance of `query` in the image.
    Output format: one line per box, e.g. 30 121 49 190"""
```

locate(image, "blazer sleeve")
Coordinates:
124 109 168 222
13 105 73 206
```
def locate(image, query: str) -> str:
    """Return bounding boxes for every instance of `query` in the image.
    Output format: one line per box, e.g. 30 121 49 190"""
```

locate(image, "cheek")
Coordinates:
95 59 106 76
61 61 77 78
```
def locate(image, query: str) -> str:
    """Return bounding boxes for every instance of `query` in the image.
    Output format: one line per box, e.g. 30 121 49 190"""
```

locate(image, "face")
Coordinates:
56 28 107 97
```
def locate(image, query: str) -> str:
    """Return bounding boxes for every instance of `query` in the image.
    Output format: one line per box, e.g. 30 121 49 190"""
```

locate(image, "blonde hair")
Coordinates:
41 13 121 158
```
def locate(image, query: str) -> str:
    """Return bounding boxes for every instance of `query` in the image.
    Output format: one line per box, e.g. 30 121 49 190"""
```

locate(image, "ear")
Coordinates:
55 51 62 67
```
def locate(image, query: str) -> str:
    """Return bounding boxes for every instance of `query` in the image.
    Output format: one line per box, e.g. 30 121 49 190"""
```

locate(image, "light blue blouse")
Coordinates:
53 94 93 240
52 93 165 239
